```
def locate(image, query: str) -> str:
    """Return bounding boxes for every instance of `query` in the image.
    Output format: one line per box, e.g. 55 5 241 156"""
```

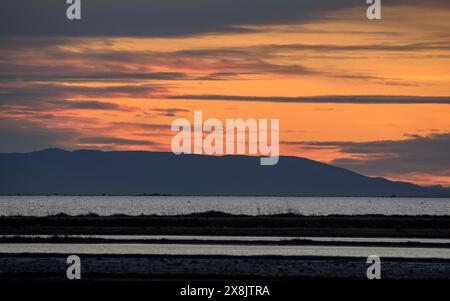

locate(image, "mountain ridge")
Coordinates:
0 148 449 197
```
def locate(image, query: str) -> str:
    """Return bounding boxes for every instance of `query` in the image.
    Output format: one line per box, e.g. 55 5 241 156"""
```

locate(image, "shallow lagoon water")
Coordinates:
1 243 449 259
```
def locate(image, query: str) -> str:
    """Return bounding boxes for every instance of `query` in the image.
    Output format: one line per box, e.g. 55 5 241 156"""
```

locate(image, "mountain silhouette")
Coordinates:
0 149 449 197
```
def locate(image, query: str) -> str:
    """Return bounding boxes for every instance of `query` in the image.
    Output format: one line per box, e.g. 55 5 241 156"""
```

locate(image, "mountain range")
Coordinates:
0 148 449 197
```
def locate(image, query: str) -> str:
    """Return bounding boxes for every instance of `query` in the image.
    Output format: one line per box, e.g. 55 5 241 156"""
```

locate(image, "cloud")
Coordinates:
49 100 136 111
0 98 138 114
0 44 321 80
0 83 166 115
150 108 190 117
285 133 450 178
0 0 361 37
170 95 450 104
106 122 170 132
0 72 191 83
0 118 79 153
77 136 158 147
0 114 170 152
3 34 448 87
255 42 450 53
0 82 165 100
2 1 449 37
170 42 450 61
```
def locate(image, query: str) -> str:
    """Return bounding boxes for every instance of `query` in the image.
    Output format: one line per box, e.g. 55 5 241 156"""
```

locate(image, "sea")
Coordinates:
0 196 449 216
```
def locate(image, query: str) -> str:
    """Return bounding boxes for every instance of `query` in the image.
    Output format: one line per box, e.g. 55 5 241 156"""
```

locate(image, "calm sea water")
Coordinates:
0 196 449 216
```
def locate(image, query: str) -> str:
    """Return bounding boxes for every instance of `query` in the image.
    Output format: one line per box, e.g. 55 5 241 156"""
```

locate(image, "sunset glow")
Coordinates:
1 1 449 186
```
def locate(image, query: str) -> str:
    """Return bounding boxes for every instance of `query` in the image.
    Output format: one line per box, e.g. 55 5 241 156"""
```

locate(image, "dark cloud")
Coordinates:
1 98 138 114
0 0 361 37
77 136 158 147
170 42 450 60
0 119 78 153
2 36 447 87
0 115 168 152
195 72 248 81
0 83 165 112
0 82 165 100
256 42 450 53
286 133 450 177
0 72 190 83
107 122 169 132
170 95 450 104
49 100 136 111
2 1 449 37
150 108 190 117
0 43 321 80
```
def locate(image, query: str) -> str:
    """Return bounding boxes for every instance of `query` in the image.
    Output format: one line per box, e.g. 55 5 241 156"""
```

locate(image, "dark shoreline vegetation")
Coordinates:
1 236 450 249
0 211 449 238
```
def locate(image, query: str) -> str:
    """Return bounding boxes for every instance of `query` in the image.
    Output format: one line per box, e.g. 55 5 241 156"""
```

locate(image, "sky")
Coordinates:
0 0 449 186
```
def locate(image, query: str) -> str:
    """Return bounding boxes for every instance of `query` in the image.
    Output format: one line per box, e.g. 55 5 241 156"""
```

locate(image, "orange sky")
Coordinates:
1 3 449 186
